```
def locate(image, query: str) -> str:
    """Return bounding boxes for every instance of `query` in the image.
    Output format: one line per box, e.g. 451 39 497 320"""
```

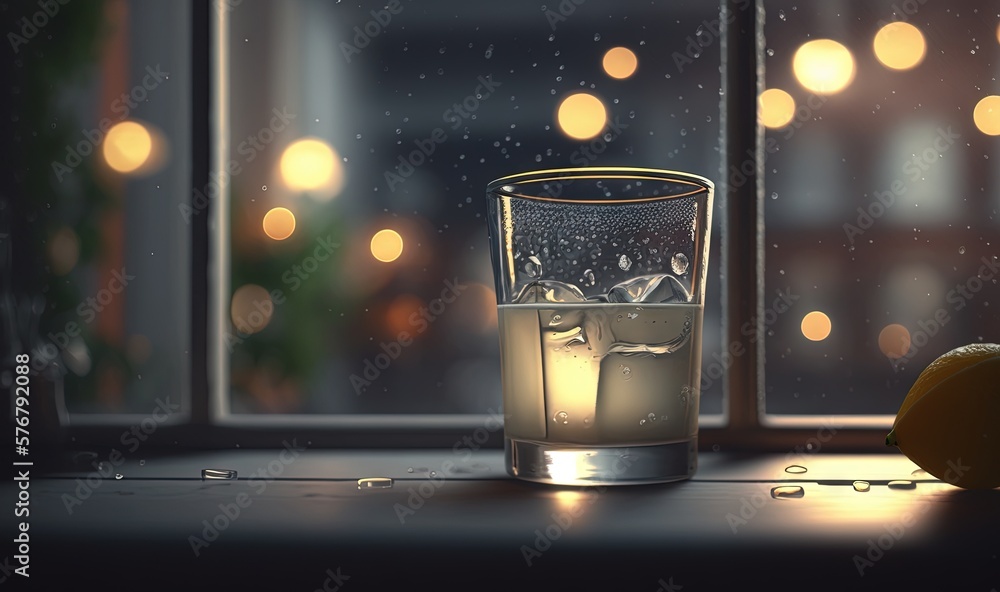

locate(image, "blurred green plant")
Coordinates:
228 196 350 412
1 0 144 411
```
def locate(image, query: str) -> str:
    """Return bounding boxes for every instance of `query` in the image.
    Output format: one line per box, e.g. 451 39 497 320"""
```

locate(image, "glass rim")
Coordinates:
486 166 714 204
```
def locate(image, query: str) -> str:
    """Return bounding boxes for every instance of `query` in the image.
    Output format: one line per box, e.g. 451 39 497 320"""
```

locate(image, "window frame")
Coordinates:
705 0 893 451
57 0 894 453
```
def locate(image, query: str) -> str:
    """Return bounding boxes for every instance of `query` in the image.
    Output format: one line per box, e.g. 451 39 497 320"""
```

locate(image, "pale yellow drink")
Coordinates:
499 301 702 446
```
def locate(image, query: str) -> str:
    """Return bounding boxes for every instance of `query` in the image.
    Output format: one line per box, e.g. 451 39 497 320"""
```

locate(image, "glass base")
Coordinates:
505 437 697 486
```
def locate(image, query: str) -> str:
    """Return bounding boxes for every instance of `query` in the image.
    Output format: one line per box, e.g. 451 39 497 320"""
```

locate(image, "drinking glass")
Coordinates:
486 167 714 485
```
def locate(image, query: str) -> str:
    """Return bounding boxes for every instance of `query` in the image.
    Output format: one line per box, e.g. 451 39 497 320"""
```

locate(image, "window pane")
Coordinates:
762 1 1000 415
4 1 191 415
224 0 724 416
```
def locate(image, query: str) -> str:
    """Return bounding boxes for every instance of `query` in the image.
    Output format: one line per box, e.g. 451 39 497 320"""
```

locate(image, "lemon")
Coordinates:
886 344 1000 489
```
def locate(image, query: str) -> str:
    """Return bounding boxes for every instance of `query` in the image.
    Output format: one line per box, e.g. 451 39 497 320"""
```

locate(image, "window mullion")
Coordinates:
721 0 764 431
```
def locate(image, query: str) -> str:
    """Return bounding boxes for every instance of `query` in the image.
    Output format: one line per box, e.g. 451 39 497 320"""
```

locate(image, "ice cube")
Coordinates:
512 280 588 304
606 274 691 304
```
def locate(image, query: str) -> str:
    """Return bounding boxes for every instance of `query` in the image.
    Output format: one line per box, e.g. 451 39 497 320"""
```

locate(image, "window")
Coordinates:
4 1 192 424
217 0 725 426
6 0 995 449
760 0 1000 427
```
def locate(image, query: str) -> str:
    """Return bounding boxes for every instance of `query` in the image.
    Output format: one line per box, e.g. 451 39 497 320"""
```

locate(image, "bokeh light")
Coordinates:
878 324 912 359
801 311 832 341
474 284 498 331
385 294 423 336
103 121 153 173
792 39 855 94
452 283 498 333
973 95 1000 136
370 229 404 262
279 138 344 198
48 226 80 276
873 22 926 70
230 284 274 335
602 47 638 79
759 88 796 128
262 207 296 240
556 93 607 140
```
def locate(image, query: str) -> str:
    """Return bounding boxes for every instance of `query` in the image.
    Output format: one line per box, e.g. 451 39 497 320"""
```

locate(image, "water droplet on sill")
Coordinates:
853 480 870 492
784 464 807 474
202 469 238 480
888 480 915 490
358 477 393 489
771 485 804 499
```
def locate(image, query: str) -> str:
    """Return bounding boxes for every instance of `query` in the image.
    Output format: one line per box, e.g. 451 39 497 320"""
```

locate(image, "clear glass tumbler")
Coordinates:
486 167 714 485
